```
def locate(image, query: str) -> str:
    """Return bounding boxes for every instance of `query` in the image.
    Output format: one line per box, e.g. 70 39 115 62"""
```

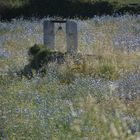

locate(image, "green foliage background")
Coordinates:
0 0 140 20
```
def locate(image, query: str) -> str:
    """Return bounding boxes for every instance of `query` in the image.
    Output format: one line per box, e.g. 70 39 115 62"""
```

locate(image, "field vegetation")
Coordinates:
0 14 140 139
0 0 140 20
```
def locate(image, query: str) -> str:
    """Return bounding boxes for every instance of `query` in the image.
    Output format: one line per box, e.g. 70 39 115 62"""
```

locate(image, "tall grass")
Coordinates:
0 15 140 139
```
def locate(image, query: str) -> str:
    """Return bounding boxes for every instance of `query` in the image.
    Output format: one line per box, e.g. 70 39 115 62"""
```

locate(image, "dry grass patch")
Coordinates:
58 45 139 81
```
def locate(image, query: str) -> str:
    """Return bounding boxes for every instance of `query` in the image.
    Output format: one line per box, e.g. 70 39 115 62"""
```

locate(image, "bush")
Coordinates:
22 44 65 77
28 44 46 56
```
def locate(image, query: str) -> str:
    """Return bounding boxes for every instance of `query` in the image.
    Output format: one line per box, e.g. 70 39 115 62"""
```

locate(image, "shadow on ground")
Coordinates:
0 0 140 20
21 44 65 78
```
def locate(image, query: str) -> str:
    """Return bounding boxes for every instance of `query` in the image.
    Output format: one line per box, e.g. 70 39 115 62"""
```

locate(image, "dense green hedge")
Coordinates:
0 0 140 20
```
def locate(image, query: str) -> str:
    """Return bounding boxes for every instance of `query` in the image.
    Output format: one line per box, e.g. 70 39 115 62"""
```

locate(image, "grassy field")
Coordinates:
0 15 140 139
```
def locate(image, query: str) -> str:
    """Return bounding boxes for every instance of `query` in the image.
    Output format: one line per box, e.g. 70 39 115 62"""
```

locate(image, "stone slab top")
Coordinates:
50 20 67 23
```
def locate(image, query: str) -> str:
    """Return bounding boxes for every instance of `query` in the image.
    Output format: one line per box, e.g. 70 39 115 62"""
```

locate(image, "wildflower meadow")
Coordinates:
0 15 140 139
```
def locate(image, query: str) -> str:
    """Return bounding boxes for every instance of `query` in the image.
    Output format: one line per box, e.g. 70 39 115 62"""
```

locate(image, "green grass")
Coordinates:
1 16 140 139
0 0 28 8
1 74 140 139
97 0 140 5
1 45 139 139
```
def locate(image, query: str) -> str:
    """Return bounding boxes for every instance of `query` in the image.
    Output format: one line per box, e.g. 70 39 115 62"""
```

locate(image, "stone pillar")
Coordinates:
66 21 78 54
43 20 55 50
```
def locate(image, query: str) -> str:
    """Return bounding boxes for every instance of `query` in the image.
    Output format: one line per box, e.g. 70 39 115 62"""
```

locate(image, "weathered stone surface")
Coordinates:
66 21 78 54
43 20 55 50
43 20 78 54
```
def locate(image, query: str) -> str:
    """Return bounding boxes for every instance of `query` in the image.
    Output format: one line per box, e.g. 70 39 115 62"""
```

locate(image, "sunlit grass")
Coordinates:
0 15 140 139
1 76 140 139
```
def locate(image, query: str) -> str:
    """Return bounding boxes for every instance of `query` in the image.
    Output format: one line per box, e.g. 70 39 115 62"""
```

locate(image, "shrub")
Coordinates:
28 44 46 56
23 44 65 77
